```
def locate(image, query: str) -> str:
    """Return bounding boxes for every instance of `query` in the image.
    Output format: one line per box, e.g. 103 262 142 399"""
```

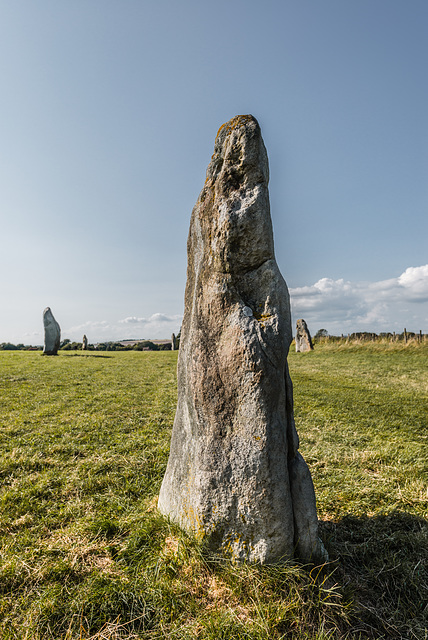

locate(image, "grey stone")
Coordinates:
295 319 314 352
158 115 326 564
82 335 88 350
171 333 177 351
43 307 61 355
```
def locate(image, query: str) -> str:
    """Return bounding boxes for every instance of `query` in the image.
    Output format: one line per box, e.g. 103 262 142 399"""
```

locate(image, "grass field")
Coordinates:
0 343 427 639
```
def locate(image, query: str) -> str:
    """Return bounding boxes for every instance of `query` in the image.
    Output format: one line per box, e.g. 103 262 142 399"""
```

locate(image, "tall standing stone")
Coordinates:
171 333 177 351
295 319 314 352
82 335 88 350
158 115 326 564
43 307 61 355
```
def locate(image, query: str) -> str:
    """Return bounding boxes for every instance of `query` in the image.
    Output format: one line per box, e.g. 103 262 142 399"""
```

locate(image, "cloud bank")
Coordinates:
64 314 183 343
11 266 427 344
289 265 428 335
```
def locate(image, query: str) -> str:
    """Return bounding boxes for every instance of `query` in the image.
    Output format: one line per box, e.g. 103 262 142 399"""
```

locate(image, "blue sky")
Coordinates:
1 0 427 344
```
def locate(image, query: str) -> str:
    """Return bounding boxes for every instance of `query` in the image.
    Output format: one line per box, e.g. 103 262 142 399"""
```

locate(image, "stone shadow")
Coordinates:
63 353 112 359
320 511 427 638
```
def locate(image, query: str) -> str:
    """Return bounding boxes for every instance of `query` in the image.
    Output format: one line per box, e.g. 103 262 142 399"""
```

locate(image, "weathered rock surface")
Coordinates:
158 115 326 564
82 335 88 350
43 307 61 355
295 319 314 352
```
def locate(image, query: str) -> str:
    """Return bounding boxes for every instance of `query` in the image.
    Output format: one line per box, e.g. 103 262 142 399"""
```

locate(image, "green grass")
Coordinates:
0 345 426 639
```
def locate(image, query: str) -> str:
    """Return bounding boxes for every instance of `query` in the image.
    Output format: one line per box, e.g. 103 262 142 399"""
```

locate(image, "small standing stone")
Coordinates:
43 307 61 355
158 115 326 564
171 333 177 351
82 335 88 350
295 319 314 352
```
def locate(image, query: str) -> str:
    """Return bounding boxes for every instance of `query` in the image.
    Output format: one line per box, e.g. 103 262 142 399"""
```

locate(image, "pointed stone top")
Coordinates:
205 114 269 191
43 307 56 322
196 114 273 276
215 114 259 143
43 307 58 324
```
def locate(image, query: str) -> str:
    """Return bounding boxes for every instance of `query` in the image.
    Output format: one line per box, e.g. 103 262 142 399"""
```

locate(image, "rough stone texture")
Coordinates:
295 319 314 353
82 335 88 350
43 307 61 355
158 115 326 564
171 333 177 351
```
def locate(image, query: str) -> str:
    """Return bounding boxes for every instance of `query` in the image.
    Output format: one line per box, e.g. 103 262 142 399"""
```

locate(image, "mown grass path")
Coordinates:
0 346 426 639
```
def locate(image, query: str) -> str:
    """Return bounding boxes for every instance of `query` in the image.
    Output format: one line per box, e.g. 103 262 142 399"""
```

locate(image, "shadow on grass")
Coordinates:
61 353 112 358
320 511 428 639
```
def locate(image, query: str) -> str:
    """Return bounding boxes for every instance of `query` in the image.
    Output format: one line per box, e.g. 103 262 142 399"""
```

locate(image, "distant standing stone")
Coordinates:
82 335 88 350
43 307 61 355
171 333 177 351
295 319 314 352
158 115 326 564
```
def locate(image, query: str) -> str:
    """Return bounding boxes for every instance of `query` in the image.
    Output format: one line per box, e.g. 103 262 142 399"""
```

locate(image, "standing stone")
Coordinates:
295 319 314 352
158 115 326 564
82 335 88 350
171 333 177 351
43 307 61 355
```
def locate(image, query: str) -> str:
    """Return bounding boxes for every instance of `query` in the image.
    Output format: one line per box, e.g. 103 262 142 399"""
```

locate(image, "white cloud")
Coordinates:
397 265 428 301
289 265 428 335
120 313 182 325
